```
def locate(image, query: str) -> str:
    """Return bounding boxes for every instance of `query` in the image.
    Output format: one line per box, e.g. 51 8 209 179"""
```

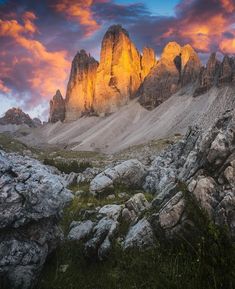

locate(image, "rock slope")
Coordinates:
64 109 235 261
0 151 73 289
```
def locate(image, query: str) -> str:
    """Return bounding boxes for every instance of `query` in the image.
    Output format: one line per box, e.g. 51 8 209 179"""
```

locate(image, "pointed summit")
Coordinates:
141 47 156 79
138 42 201 109
93 24 142 115
65 49 99 121
49 89 65 123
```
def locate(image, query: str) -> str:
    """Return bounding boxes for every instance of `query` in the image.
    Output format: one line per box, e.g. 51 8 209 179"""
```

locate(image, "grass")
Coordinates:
0 133 38 154
43 158 92 174
61 183 150 233
35 184 235 289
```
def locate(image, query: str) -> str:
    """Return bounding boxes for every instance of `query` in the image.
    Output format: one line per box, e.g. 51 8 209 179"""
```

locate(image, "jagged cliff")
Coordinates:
65 50 99 121
49 25 156 121
48 25 235 122
93 25 142 115
194 53 235 96
138 42 201 110
49 90 66 123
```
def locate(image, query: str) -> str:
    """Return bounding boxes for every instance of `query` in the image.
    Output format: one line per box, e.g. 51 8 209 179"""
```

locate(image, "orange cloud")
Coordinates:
219 34 235 53
0 12 70 99
221 0 235 13
180 14 228 52
53 0 107 36
0 80 11 93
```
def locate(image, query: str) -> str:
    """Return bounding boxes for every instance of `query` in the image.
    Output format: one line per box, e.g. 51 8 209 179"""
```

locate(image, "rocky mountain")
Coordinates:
49 89 66 123
65 50 99 121
50 25 156 121
0 107 36 127
138 42 201 109
194 53 235 96
93 25 142 115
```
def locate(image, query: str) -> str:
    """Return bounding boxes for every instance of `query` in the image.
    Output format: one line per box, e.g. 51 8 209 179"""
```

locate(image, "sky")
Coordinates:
0 0 235 120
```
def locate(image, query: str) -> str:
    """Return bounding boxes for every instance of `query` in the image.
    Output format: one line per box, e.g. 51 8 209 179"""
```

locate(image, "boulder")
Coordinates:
98 204 123 221
123 218 154 249
90 159 146 195
0 150 73 289
85 217 119 260
67 220 94 241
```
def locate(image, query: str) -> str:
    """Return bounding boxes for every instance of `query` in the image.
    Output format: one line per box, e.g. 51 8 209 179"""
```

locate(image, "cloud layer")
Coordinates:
0 0 234 118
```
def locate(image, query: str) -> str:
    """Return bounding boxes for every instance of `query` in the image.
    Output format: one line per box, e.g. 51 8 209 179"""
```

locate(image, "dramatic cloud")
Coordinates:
0 10 70 108
0 0 234 119
52 0 108 36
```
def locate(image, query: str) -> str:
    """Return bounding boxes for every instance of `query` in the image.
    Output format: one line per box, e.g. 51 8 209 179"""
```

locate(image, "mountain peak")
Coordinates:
0 107 35 127
161 42 181 61
49 90 65 123
106 24 129 37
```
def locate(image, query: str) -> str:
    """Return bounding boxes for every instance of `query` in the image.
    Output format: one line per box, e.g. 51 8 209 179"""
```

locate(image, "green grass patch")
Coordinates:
43 158 92 174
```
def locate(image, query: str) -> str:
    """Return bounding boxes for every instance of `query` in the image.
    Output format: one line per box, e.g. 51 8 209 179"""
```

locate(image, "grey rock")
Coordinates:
64 172 78 187
67 220 94 241
0 150 73 289
90 159 146 195
98 204 123 221
85 217 119 260
123 218 154 249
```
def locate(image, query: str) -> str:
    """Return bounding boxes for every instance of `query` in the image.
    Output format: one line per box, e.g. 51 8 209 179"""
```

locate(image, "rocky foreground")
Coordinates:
0 109 234 288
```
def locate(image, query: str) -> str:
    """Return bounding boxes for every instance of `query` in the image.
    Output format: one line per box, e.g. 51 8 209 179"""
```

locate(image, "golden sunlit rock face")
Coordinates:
65 50 99 121
138 42 201 109
63 25 157 119
141 47 156 80
93 25 142 115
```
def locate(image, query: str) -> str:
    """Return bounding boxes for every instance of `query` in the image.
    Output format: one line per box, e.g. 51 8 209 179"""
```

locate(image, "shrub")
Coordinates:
43 158 92 174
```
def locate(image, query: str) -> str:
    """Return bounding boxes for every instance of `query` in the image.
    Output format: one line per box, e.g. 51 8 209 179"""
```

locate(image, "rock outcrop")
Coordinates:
0 108 35 127
93 25 142 115
194 53 221 96
58 25 157 120
0 150 73 289
144 108 235 237
141 47 156 79
90 159 147 195
138 42 201 110
194 53 235 96
65 50 99 121
49 90 65 123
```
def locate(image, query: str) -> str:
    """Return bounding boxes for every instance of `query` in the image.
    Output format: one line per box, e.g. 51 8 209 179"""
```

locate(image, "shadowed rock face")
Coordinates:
194 53 235 96
93 25 142 115
49 90 65 123
138 42 201 110
65 50 99 121
0 107 35 127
